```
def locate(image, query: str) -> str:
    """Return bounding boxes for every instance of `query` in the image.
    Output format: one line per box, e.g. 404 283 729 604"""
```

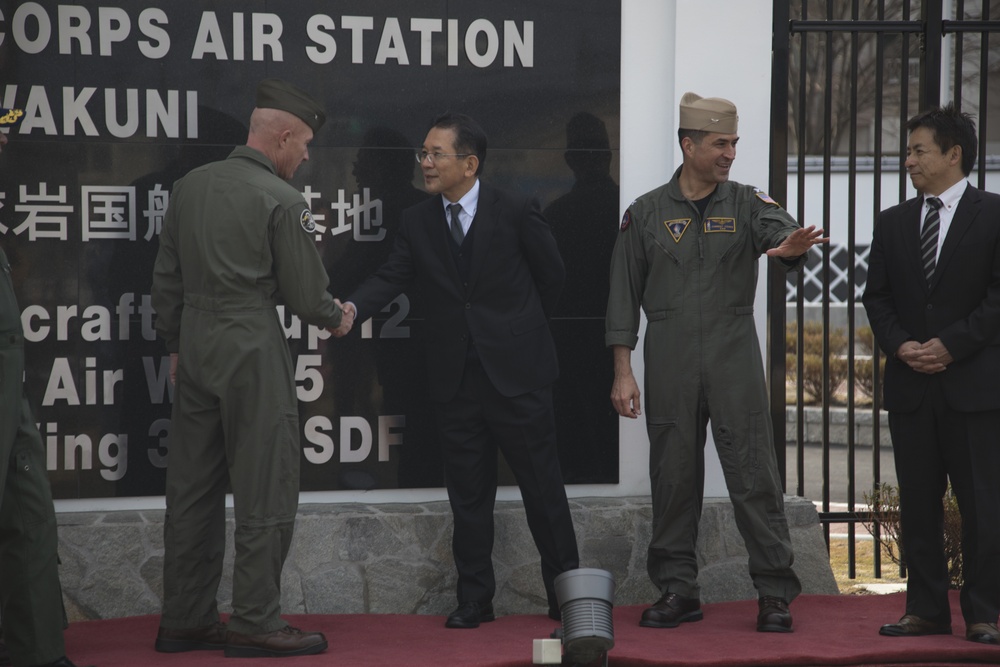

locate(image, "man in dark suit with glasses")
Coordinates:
348 112 579 628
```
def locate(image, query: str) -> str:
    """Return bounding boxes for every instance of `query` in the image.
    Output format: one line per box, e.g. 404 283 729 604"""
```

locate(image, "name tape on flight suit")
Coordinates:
704 218 735 233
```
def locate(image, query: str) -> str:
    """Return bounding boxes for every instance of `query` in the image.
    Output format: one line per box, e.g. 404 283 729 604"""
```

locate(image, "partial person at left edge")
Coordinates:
0 108 95 667
150 79 354 659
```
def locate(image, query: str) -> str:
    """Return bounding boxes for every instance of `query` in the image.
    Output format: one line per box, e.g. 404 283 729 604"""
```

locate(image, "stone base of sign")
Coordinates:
55 495 837 621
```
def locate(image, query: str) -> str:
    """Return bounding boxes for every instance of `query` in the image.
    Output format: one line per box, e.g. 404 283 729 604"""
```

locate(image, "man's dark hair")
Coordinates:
430 112 487 175
677 128 709 149
906 103 978 176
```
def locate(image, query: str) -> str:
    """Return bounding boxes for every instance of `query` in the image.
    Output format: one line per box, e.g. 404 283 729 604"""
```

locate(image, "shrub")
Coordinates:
863 482 963 589
786 321 849 404
856 325 876 355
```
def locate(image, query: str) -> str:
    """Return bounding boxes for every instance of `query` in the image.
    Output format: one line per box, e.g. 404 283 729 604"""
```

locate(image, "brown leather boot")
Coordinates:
224 626 328 658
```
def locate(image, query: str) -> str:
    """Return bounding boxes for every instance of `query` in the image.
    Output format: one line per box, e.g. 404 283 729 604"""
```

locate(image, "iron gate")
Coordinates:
769 0 1000 579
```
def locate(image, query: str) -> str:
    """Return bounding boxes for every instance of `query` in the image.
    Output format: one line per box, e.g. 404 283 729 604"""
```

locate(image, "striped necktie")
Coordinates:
919 197 943 283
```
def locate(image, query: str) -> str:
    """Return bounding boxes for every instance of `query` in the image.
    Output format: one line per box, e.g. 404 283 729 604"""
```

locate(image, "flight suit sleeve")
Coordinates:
271 203 343 329
1 247 25 449
151 201 184 353
748 189 808 273
605 207 647 349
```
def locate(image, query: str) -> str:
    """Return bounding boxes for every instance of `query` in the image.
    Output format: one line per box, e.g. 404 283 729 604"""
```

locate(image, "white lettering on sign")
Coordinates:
0 7 534 68
302 415 406 465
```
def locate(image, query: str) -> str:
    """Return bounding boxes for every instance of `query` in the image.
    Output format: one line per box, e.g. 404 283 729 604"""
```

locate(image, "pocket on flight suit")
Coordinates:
714 411 765 496
274 411 301 518
9 444 57 529
646 419 686 484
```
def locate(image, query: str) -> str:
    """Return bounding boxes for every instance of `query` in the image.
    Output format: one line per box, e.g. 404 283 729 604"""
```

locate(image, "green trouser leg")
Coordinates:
644 344 801 603
0 400 65 667
645 391 706 600
645 405 801 603
160 385 229 629
161 349 299 636
712 410 802 603
226 414 298 637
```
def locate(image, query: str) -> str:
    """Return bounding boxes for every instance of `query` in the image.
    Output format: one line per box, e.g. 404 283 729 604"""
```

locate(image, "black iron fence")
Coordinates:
769 0 1000 579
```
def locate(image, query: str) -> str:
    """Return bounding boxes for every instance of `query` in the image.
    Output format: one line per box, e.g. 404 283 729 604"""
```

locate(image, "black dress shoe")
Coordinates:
155 621 227 652
548 606 561 622
879 614 952 637
639 592 702 628
967 622 1000 644
757 596 793 633
28 657 95 667
445 601 496 629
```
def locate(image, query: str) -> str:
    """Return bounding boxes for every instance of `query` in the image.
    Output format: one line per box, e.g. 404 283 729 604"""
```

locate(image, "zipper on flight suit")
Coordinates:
652 237 682 264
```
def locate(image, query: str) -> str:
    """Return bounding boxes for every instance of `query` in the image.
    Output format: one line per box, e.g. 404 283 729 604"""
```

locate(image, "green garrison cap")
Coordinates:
255 78 325 133
0 108 25 126
679 92 738 133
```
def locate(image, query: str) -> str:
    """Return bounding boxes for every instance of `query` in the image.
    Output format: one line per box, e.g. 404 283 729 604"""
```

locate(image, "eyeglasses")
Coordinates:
415 151 470 164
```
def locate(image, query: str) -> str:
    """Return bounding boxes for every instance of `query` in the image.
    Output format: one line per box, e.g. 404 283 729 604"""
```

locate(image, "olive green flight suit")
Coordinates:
152 146 343 635
0 246 66 666
606 166 804 603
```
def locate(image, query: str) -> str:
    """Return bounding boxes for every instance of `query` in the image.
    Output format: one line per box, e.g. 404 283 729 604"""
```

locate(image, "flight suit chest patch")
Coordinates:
664 218 691 243
300 209 317 234
704 217 736 233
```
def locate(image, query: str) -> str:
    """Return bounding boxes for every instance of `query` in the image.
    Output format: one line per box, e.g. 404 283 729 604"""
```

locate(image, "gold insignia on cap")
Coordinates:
0 108 24 126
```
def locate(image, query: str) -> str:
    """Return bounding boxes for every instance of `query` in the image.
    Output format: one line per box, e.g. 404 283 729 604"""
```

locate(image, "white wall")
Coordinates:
54 0 779 512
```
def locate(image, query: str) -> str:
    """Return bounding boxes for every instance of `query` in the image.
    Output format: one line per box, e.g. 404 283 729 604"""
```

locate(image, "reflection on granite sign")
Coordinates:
0 0 621 498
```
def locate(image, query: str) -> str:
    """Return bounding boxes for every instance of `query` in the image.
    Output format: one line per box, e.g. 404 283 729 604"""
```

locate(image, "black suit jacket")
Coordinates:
349 182 565 402
863 184 1000 413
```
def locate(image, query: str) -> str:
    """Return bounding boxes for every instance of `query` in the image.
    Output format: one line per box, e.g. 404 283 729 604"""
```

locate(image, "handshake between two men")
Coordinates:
329 299 356 338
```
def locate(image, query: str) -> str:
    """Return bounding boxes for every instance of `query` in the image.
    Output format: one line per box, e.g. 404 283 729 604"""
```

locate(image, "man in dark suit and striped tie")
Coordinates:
863 103 1000 645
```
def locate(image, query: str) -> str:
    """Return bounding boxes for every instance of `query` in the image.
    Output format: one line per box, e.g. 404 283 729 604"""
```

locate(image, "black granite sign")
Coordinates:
0 0 621 497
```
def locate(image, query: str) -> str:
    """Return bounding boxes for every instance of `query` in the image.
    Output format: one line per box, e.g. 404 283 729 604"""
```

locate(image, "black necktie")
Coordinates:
448 203 464 245
920 197 943 283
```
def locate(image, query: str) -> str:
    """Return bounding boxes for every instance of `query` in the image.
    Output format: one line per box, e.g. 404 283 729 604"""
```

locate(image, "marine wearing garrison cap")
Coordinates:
678 92 738 133
255 78 326 133
152 76 342 657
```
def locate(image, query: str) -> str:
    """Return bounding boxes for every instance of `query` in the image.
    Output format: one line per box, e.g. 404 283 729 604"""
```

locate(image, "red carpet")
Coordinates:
65 592 999 666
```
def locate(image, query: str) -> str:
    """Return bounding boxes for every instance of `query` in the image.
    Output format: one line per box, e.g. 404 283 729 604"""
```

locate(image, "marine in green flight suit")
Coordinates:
0 244 68 667
151 80 352 658
606 93 827 633
0 110 90 667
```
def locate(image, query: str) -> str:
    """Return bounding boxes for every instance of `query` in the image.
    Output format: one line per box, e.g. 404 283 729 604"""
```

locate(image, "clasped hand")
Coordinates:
895 338 952 374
